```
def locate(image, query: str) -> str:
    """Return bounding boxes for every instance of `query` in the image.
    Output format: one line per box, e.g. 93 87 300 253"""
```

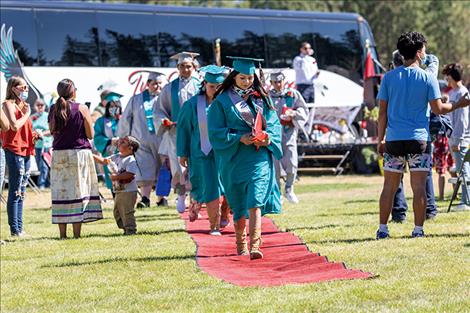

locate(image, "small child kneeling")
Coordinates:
94 136 140 235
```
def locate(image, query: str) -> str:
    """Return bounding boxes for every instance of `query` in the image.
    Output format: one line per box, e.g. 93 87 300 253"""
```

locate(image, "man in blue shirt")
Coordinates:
376 31 470 239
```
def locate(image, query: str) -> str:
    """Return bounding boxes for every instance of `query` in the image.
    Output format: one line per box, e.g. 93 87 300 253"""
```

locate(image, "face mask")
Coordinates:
419 52 427 66
18 91 28 101
109 107 119 116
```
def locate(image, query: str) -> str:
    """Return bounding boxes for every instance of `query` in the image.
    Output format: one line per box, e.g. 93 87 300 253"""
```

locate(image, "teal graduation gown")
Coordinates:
207 90 283 221
176 94 223 203
94 116 118 190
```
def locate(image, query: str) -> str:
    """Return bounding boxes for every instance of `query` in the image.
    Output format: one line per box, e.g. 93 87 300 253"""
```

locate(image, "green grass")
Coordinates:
1 175 469 313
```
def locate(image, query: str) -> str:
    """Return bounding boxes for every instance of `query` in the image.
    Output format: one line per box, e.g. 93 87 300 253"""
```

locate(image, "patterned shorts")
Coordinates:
384 140 432 173
432 135 453 175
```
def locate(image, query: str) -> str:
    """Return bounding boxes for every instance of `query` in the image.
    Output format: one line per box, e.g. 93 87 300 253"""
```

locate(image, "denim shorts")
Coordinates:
384 140 431 173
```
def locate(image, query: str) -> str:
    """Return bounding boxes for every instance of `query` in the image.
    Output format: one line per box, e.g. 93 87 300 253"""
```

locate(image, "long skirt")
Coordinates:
51 149 103 224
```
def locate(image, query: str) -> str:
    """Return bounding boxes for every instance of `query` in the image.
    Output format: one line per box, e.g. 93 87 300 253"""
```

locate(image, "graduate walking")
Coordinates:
155 52 201 213
269 71 308 204
176 65 229 235
208 57 282 260
118 72 166 208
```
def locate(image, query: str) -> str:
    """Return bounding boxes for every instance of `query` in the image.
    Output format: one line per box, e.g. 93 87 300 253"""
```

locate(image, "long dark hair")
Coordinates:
213 70 274 110
50 78 76 134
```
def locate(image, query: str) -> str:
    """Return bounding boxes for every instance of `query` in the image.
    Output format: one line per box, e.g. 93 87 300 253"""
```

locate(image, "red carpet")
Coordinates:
182 209 373 287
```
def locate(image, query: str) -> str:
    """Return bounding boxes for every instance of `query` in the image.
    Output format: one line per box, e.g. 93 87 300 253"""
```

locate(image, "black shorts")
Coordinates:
385 140 431 156
383 140 432 173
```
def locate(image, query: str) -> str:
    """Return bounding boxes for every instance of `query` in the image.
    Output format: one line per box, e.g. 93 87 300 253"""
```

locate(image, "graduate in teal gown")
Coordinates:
94 92 122 193
208 57 283 259
176 65 230 235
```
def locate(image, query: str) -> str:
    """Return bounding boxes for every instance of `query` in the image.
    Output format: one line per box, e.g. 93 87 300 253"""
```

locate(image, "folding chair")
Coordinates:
447 149 470 212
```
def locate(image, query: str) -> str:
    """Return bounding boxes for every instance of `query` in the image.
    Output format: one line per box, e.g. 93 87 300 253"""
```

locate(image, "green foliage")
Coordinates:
363 106 379 121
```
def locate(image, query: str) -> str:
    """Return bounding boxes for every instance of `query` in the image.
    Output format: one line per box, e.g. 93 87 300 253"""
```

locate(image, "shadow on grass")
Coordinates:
136 216 178 222
3 229 185 242
42 254 195 268
309 232 470 245
286 224 354 232
295 183 369 195
313 211 377 218
343 199 377 204
83 229 185 238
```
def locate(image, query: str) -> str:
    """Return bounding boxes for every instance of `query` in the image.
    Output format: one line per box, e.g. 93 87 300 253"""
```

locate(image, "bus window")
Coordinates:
35 9 99 66
0 8 38 65
312 20 362 83
263 17 314 68
97 11 158 67
157 14 213 67
211 16 266 65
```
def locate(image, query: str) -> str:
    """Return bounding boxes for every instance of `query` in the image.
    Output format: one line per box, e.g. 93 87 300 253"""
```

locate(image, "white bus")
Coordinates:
0 1 381 105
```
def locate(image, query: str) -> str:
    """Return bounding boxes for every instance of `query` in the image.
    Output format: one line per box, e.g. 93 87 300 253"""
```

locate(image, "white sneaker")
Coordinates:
176 195 187 213
285 190 299 204
454 203 470 211
209 230 222 236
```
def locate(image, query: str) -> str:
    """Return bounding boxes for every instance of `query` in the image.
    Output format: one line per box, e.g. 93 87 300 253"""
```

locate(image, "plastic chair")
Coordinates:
447 148 470 212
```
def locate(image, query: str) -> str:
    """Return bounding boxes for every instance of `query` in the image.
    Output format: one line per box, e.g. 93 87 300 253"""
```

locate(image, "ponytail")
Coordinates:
50 96 70 134
49 79 76 134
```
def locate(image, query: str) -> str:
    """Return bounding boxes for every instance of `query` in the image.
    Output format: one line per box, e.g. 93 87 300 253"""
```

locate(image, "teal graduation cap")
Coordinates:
199 65 227 84
227 56 264 75
104 91 123 104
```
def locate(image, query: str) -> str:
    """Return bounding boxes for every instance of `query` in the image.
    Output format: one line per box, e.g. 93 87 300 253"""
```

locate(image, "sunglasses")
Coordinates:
16 85 29 91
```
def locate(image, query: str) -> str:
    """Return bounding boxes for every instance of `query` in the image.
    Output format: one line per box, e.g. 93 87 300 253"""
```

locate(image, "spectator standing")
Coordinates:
1 76 35 237
376 32 468 239
31 99 52 190
49 79 103 239
293 42 318 104
443 63 470 211
389 50 439 222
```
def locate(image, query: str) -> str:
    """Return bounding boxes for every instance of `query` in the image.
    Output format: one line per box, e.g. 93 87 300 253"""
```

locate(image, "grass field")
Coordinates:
1 174 469 313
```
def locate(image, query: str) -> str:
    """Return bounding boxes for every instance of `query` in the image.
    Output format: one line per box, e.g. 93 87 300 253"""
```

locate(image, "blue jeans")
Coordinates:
452 145 470 205
35 147 50 188
296 84 315 103
392 169 437 220
5 149 31 235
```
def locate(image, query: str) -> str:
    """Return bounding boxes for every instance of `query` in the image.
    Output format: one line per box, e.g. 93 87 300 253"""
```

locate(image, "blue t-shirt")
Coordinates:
377 66 441 141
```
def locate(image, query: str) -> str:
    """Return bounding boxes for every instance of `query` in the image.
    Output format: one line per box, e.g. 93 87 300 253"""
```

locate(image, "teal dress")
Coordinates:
176 94 223 203
207 89 283 221
94 116 119 190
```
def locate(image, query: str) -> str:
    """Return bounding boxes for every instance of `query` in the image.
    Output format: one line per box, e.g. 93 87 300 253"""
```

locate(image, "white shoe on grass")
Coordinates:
176 195 187 213
285 189 299 204
454 203 470 211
